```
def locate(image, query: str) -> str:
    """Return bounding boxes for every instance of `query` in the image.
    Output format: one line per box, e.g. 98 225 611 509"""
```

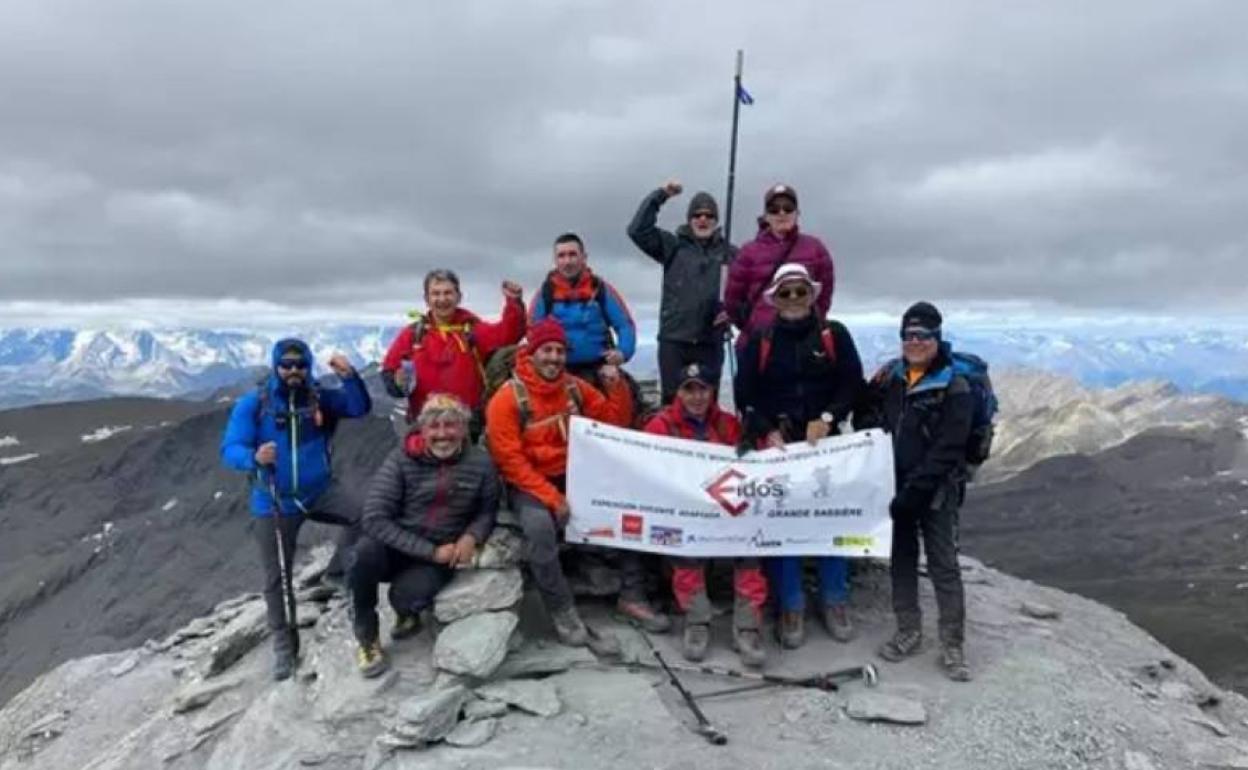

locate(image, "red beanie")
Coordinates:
526 318 567 351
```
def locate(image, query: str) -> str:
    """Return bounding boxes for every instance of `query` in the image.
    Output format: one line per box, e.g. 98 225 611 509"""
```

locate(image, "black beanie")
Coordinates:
901 301 943 335
686 191 719 221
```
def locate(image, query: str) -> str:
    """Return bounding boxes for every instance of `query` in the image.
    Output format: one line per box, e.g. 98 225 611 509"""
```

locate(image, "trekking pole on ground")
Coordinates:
259 468 298 634
692 663 880 701
630 622 728 745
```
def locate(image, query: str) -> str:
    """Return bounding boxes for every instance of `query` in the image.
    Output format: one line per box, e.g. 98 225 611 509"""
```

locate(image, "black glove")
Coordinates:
889 487 932 518
380 370 405 399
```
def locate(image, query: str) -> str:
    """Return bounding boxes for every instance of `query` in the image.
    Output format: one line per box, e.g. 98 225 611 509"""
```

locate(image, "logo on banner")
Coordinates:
750 529 781 548
704 468 787 516
649 526 683 546
584 526 615 539
621 514 643 541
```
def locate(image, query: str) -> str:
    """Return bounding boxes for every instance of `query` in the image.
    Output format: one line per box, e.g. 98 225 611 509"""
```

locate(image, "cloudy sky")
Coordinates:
2 0 1246 329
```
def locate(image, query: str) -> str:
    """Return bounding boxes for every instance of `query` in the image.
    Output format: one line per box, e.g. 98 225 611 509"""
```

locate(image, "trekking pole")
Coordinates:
719 49 746 392
631 622 728 746
259 468 298 635
692 663 880 701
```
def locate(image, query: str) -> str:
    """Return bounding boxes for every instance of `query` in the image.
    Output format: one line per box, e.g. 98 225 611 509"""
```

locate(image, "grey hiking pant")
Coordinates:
254 480 361 649
889 491 965 645
510 487 648 613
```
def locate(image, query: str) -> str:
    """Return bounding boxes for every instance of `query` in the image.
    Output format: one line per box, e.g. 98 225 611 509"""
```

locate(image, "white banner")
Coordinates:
566 417 895 558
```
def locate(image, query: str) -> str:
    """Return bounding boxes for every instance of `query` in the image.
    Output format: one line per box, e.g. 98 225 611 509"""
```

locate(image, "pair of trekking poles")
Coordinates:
628 621 879 746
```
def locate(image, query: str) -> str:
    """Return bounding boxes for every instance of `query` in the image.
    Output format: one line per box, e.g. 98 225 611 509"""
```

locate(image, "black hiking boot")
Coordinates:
878 629 923 662
940 643 972 682
356 638 389 679
391 612 422 641
272 631 298 682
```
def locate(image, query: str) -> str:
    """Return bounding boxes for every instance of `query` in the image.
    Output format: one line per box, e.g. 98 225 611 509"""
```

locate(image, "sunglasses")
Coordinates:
900 330 937 342
690 211 717 221
775 285 811 301
766 204 796 215
277 359 309 371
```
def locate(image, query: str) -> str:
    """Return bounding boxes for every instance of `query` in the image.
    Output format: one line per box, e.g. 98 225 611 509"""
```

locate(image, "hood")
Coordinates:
513 345 572 399
546 267 598 298
270 338 315 373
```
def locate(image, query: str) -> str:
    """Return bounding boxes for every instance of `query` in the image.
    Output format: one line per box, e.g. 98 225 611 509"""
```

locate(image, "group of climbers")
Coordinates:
219 180 977 685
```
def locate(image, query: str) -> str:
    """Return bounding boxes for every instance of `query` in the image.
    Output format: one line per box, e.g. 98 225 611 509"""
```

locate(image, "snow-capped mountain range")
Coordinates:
0 324 1246 409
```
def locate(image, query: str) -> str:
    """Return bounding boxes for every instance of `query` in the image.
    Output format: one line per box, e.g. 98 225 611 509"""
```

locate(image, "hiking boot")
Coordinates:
272 630 298 681
682 622 710 662
823 603 856 643
356 639 389 679
776 611 805 649
616 597 672 634
878 629 923 662
586 625 622 657
940 643 972 682
551 606 589 647
391 612 422 641
733 627 767 668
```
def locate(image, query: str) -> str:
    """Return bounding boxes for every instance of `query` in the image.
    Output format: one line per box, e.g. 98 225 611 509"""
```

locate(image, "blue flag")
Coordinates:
736 83 754 105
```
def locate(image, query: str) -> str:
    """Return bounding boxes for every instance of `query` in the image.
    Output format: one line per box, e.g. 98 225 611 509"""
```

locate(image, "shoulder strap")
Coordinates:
408 318 428 346
757 325 776 372
540 277 556 315
818 322 838 363
509 378 531 429
565 380 584 414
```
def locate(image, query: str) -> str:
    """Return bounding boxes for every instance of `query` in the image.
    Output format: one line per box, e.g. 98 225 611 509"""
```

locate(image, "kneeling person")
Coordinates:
351 394 499 677
645 364 766 666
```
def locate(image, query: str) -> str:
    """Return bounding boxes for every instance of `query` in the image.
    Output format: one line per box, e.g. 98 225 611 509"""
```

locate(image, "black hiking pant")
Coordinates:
889 491 965 645
254 481 360 651
349 536 453 644
657 340 724 404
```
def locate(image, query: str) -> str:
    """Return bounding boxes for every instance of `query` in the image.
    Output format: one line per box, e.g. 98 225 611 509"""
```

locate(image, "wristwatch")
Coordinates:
820 412 835 425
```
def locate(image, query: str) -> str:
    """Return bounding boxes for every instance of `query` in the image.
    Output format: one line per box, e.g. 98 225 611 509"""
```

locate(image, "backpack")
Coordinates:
949 351 998 466
539 274 618 349
758 320 838 372
405 312 486 384
507 377 584 430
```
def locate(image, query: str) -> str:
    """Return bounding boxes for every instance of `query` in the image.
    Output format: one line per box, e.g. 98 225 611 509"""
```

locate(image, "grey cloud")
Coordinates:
2 0 1247 320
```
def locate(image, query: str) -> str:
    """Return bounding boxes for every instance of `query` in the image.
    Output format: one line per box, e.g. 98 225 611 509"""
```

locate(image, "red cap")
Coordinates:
526 318 567 351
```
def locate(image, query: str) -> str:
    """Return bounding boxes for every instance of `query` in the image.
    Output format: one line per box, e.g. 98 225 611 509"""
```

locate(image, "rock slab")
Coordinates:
476 679 561 717
845 693 927 725
446 717 497 748
433 611 518 679
387 685 471 746
434 568 523 623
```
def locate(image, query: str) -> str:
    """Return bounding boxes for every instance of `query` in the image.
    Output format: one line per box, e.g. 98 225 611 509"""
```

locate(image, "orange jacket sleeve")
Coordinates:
485 386 564 512
473 297 527 357
580 377 632 428
381 325 414 374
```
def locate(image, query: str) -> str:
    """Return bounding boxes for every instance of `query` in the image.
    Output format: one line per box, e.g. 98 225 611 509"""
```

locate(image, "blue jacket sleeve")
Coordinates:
221 393 260 472
603 283 637 362
319 373 372 418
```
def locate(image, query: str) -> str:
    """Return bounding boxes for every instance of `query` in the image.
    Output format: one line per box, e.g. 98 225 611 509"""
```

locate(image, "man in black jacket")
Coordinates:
860 301 973 682
734 264 864 649
350 393 500 677
628 180 736 403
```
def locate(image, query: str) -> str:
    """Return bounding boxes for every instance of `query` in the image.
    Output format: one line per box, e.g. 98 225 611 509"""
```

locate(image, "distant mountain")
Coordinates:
1 324 1246 408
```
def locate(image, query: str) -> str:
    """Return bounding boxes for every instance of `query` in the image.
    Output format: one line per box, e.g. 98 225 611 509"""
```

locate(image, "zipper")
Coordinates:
289 391 299 495
430 464 450 530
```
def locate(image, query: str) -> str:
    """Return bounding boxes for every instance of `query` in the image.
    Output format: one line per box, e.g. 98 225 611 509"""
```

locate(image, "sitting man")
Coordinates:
644 363 766 666
351 393 500 677
734 264 864 649
486 318 669 645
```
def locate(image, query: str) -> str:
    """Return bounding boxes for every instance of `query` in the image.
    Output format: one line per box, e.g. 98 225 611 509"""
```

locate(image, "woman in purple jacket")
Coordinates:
723 184 836 339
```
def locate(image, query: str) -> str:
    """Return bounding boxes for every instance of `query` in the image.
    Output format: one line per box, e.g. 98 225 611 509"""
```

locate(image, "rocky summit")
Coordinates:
3 544 1248 770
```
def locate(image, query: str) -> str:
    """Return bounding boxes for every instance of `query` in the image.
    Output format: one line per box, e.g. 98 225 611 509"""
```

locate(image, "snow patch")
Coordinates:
0 435 19 448
81 425 132 443
161 498 178 512
0 453 38 465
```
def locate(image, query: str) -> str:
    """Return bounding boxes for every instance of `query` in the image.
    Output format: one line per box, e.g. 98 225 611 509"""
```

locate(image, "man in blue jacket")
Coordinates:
220 338 372 680
529 232 637 388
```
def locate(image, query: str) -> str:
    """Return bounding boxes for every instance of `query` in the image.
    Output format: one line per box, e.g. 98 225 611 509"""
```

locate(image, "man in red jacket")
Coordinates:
723 184 835 339
644 363 767 667
381 269 526 439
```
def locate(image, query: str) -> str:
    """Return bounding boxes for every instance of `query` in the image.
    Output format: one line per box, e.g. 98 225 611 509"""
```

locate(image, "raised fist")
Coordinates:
662 179 683 197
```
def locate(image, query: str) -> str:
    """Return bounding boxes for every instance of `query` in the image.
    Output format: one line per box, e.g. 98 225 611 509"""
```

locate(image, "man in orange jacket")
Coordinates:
644 363 767 667
381 268 526 438
486 318 670 645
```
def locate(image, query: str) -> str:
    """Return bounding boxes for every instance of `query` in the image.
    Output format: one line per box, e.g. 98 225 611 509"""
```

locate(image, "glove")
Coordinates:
889 487 932 518
380 370 405 399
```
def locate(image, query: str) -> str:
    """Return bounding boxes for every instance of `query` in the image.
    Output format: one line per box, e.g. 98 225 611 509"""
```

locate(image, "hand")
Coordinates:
553 500 571 525
451 534 477 567
327 353 354 378
603 349 625 367
806 419 831 446
254 442 277 466
433 543 457 564
765 431 786 451
501 280 524 301
713 310 732 329
662 179 683 197
598 363 621 386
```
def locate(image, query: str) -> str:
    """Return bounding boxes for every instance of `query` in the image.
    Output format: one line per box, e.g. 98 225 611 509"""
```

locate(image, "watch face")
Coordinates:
821 412 834 424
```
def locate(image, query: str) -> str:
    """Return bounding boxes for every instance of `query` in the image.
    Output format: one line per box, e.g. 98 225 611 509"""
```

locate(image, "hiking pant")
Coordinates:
890 495 965 645
671 557 766 629
254 481 360 650
349 536 453 644
658 340 724 404
510 486 648 612
767 557 850 612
